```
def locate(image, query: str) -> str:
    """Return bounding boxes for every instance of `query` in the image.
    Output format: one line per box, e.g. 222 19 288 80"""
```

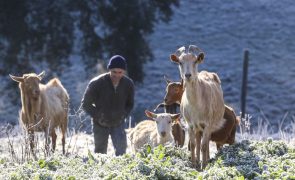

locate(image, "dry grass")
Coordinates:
0 124 218 164
0 112 294 164
0 127 133 162
237 112 295 147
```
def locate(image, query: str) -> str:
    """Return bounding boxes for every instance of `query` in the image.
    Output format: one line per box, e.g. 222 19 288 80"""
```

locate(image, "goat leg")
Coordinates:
28 130 35 154
201 130 211 169
51 130 57 152
196 131 202 169
188 128 196 167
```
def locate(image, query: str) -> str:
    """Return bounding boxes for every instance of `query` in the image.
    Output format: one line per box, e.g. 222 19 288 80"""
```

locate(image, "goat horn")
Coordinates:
38 71 46 79
175 46 186 57
188 45 203 54
9 74 24 83
153 103 165 112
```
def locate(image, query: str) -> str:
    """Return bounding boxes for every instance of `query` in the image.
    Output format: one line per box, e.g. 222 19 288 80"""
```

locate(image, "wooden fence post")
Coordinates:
241 49 249 119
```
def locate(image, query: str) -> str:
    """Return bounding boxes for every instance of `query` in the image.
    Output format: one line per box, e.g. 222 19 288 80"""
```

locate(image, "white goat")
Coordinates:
128 110 180 152
170 45 225 169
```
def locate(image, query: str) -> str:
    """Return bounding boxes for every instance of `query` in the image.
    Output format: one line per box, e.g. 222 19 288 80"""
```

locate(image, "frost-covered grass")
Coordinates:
0 113 295 179
206 139 295 179
0 140 295 179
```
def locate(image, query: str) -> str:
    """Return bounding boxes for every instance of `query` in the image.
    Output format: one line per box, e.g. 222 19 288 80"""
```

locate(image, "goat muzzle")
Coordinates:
185 74 192 80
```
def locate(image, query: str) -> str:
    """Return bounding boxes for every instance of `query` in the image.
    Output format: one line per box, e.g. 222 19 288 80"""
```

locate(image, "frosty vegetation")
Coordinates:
0 139 294 179
0 114 294 179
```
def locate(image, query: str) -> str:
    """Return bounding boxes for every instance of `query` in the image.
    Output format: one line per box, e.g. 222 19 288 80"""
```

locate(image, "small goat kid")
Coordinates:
170 45 225 169
129 110 180 152
153 102 185 147
163 78 239 151
10 71 69 154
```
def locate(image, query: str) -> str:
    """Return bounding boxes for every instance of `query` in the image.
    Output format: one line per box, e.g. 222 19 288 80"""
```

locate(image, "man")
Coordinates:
81 55 134 156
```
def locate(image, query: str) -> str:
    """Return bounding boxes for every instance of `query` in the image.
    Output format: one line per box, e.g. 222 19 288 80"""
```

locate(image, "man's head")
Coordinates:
107 55 127 70
107 55 126 84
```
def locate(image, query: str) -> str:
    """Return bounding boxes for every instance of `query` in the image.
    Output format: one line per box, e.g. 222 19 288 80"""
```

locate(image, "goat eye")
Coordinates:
179 62 182 66
168 121 171 124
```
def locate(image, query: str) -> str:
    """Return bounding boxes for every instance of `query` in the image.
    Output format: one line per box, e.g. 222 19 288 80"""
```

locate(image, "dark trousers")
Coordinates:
92 122 127 156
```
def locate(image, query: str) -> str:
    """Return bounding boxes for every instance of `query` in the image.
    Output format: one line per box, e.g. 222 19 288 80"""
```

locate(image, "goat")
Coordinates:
154 77 185 147
10 71 69 155
128 110 180 152
163 78 240 151
170 45 225 169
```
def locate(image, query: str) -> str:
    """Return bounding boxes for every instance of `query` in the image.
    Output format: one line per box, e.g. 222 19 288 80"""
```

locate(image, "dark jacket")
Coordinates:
81 73 134 127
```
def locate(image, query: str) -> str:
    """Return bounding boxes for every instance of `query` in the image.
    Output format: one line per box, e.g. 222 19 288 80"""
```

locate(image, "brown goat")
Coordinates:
163 78 240 151
10 71 69 154
171 117 186 147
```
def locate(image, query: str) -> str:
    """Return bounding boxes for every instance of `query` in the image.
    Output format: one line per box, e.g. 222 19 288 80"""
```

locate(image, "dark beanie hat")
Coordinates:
107 55 127 70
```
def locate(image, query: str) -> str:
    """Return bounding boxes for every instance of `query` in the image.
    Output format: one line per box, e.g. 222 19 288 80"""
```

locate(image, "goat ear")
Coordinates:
145 110 157 119
38 71 46 80
164 75 171 84
9 74 24 83
196 52 205 63
171 113 181 121
170 54 179 63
